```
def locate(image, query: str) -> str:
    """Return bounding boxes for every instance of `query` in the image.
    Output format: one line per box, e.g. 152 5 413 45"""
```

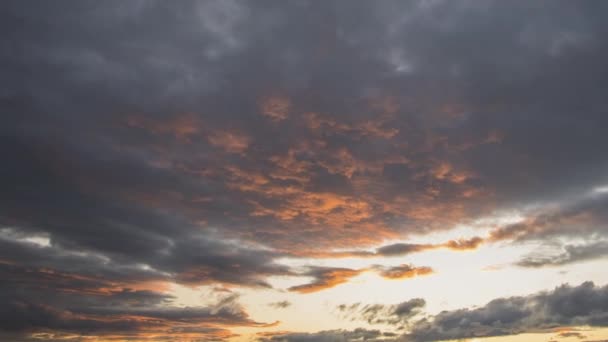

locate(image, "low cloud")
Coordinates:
403 282 608 341
489 192 608 244
289 264 434 294
315 237 485 260
516 241 608 268
337 298 426 326
373 264 434 280
257 328 391 342
288 267 364 294
0 275 276 341
269 301 292 309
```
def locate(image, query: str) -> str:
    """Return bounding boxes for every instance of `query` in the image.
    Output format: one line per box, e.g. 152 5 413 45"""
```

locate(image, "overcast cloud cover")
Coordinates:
2 1 608 341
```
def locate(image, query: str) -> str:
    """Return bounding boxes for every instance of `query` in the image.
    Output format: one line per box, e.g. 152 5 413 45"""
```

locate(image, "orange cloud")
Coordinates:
225 161 375 228
268 147 314 183
356 120 399 139
207 130 251 153
303 112 350 132
288 267 365 294
287 264 434 294
260 95 290 122
303 112 398 139
375 264 434 280
442 236 484 250
318 147 359 178
118 109 496 257
431 161 472 184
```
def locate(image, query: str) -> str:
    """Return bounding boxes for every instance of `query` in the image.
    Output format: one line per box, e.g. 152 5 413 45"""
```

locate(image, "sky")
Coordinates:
2 1 608 341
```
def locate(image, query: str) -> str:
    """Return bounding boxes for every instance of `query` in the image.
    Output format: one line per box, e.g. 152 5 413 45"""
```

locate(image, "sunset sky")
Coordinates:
2 1 608 341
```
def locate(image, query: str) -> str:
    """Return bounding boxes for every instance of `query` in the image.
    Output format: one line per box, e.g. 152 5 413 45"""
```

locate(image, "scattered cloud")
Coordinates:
288 267 365 294
337 298 426 326
269 301 292 309
373 264 434 280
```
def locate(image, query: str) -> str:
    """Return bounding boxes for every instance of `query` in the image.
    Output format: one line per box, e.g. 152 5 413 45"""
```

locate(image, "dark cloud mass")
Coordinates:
403 282 608 341
2 0 608 340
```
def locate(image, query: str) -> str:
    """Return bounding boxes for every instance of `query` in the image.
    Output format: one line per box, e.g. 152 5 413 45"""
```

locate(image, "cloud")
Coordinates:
489 192 608 243
556 330 587 339
289 264 434 294
0 227 291 289
373 264 434 280
0 267 275 341
443 237 484 251
0 229 287 339
516 241 608 268
288 267 365 294
2 0 608 262
375 243 435 257
265 282 608 341
256 328 391 342
207 129 251 154
312 237 485 260
3 0 608 339
269 301 292 309
260 95 291 122
403 282 608 341
337 298 426 326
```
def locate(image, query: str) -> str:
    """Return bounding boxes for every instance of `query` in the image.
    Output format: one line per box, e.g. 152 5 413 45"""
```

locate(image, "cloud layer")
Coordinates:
2 0 608 340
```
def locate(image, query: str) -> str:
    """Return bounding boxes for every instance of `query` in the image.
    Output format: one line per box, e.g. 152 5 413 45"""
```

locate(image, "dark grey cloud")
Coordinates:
403 282 608 341
0 227 290 289
0 263 273 340
0 228 286 339
375 244 432 257
490 191 608 243
269 300 292 309
516 240 608 268
337 298 426 326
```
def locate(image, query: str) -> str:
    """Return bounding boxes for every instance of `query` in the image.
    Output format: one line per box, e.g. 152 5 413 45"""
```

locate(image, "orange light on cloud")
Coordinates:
375 264 435 280
207 130 251 153
260 95 291 122
288 268 365 294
